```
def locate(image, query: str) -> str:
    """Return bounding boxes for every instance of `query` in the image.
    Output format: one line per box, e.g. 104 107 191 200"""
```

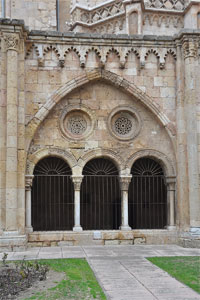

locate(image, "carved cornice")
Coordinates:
182 38 198 60
71 175 84 191
3 34 19 52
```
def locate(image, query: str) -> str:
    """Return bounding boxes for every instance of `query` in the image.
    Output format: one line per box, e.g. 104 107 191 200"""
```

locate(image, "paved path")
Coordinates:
1 245 200 300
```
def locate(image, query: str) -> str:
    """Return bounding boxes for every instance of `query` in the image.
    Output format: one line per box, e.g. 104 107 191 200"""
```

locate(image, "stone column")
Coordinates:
183 38 200 231
4 33 19 233
175 42 190 230
72 176 83 232
25 175 34 233
166 177 176 230
119 176 132 231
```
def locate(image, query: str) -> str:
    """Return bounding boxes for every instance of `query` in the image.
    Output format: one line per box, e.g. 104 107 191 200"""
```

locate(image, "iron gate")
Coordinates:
32 157 74 231
81 158 121 230
128 158 167 229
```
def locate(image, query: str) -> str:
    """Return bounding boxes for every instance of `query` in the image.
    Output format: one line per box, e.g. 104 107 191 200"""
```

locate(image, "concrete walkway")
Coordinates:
1 245 200 300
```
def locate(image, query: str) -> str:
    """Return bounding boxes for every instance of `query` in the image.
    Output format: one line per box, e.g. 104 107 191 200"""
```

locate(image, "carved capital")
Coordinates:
166 176 176 191
3 34 19 52
119 176 132 191
72 175 84 191
25 175 34 190
182 39 198 60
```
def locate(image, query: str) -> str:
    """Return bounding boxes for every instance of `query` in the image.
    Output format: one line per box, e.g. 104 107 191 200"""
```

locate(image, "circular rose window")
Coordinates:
108 107 141 141
60 105 94 140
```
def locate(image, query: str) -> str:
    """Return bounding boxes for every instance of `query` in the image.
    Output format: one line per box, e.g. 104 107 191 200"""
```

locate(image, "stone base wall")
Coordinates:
28 230 178 247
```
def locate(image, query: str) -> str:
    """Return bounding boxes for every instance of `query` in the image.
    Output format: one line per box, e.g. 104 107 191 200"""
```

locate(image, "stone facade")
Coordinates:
0 0 200 249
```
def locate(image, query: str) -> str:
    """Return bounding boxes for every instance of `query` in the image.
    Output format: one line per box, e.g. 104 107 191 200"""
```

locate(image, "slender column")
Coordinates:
3 33 19 232
175 42 190 230
183 38 200 230
166 177 176 230
72 176 83 232
119 176 132 231
25 175 34 233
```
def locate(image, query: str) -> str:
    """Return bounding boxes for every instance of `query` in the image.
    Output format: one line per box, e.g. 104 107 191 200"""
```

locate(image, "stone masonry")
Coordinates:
0 0 200 249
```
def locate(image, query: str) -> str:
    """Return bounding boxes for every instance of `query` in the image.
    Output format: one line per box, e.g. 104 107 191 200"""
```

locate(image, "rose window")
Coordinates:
67 115 87 135
115 117 132 135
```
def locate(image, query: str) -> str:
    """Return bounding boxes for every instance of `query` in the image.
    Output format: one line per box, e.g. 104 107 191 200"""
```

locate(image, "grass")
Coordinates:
147 256 200 294
23 258 106 300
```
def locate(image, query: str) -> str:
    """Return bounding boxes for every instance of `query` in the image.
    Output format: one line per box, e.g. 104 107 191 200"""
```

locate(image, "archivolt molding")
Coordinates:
26 69 174 150
78 148 125 173
26 147 77 175
125 149 175 177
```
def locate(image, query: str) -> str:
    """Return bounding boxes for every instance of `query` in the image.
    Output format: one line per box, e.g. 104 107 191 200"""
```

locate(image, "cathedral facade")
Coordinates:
0 0 200 249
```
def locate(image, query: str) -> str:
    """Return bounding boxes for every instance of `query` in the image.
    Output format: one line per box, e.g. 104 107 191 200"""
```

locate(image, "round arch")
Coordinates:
26 147 77 175
125 149 176 177
25 69 175 151
78 148 125 174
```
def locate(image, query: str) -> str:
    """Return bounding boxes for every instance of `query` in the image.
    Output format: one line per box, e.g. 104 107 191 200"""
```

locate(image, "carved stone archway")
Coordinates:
25 69 174 151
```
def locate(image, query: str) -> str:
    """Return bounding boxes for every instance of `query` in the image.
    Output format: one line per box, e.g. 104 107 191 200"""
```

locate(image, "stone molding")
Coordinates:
26 147 77 175
125 149 176 176
25 41 176 70
71 176 84 191
3 34 19 52
78 148 124 173
119 175 132 191
182 38 198 60
26 69 174 151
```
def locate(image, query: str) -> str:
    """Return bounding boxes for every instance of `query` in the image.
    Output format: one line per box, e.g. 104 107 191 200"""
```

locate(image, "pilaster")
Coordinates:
182 37 200 229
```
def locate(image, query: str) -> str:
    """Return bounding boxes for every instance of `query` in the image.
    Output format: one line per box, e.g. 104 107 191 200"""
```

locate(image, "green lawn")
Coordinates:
23 258 106 300
147 256 200 294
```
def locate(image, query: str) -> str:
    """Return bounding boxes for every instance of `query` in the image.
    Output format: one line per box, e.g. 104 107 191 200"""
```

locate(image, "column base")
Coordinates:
167 226 176 231
73 226 83 232
25 226 33 234
120 226 132 231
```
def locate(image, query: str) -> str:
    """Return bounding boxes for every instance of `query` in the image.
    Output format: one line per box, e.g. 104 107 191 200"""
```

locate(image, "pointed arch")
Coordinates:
25 69 174 151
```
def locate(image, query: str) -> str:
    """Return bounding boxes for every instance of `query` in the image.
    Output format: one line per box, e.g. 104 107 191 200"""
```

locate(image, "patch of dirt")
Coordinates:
17 269 66 300
0 261 65 300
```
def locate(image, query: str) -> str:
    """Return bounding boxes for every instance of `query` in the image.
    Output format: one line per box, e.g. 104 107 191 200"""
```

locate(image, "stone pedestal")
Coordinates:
72 176 83 232
119 176 132 231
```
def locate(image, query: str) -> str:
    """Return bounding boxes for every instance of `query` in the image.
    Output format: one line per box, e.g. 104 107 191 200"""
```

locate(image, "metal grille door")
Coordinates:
128 158 167 229
81 158 121 230
32 157 74 231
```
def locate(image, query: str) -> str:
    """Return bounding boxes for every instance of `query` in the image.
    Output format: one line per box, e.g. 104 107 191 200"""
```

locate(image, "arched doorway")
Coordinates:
81 158 121 230
128 157 167 229
32 157 74 231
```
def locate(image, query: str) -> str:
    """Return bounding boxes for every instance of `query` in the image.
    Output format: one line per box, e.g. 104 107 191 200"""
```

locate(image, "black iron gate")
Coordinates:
32 157 74 231
80 158 121 230
128 158 167 229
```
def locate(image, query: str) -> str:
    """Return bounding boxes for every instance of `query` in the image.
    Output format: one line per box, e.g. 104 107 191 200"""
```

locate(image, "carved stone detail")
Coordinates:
3 34 19 52
25 175 34 190
67 115 87 135
119 176 132 191
71 176 84 191
182 39 198 60
145 0 186 11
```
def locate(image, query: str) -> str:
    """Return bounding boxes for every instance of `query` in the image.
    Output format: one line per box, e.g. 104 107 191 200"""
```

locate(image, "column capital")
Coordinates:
3 33 19 52
71 175 84 191
25 175 34 190
119 175 132 191
166 176 176 190
182 38 198 60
